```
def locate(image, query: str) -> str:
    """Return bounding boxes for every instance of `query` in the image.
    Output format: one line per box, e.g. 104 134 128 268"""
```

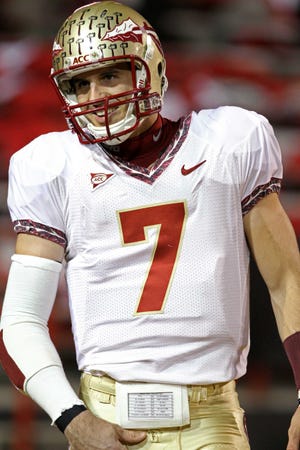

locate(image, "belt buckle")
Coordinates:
115 381 190 429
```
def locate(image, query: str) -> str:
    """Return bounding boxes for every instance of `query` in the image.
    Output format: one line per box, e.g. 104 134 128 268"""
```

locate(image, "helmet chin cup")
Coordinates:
85 103 137 144
50 1 167 144
87 126 135 146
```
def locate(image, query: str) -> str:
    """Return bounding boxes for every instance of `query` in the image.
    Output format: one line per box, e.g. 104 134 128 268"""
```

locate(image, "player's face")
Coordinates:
71 63 133 127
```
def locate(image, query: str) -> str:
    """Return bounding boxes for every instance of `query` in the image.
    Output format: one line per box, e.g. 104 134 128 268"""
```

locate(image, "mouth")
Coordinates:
88 107 118 125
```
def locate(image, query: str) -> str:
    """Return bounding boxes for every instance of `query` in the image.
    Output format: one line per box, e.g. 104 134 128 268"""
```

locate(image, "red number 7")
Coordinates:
118 202 186 314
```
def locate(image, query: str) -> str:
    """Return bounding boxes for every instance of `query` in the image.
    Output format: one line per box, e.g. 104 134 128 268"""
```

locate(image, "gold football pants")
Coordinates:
80 373 250 450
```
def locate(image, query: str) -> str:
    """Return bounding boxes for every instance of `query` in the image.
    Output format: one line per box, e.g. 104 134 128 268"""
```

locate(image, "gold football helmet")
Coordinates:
50 1 168 145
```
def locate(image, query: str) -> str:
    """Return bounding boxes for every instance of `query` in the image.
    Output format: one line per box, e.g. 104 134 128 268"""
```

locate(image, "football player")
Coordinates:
1 1 300 449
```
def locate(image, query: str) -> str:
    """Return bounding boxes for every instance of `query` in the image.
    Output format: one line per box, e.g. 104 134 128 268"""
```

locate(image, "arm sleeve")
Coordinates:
0 255 84 423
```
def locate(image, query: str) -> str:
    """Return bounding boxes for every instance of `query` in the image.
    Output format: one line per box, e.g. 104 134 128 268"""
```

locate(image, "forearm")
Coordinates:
244 194 300 394
0 254 84 422
270 268 300 341
266 237 300 393
26 366 85 424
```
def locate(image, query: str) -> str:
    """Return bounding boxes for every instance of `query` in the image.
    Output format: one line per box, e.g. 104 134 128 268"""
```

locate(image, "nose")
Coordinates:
89 81 103 101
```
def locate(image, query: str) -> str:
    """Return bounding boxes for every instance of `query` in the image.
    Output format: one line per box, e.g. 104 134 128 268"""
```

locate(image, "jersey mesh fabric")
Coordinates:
7 106 282 385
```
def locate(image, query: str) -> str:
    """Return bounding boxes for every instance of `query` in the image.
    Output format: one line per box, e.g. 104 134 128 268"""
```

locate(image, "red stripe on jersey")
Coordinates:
0 330 25 391
13 219 67 248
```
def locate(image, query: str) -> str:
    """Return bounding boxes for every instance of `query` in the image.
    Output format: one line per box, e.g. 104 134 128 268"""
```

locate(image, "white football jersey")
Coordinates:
7 106 282 385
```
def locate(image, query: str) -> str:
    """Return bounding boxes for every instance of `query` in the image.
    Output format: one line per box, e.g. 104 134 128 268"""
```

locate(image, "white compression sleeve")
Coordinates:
0 254 84 422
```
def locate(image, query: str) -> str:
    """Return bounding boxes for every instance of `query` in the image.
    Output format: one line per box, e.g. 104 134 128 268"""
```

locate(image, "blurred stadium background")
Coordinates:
0 0 300 448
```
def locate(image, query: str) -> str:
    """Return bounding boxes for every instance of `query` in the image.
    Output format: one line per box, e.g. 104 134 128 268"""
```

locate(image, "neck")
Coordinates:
102 114 181 168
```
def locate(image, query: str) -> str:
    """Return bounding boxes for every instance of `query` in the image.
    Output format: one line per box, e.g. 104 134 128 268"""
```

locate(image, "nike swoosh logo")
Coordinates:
181 160 206 175
153 129 162 142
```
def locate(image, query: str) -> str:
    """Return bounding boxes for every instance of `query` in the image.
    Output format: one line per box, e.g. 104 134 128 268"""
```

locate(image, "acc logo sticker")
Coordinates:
90 172 114 190
72 54 90 64
52 41 63 57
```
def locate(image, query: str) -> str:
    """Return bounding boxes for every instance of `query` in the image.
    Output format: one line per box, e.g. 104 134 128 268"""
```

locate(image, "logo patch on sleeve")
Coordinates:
90 172 114 190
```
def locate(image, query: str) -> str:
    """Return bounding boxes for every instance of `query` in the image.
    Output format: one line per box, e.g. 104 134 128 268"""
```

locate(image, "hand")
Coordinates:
287 407 300 450
64 410 147 449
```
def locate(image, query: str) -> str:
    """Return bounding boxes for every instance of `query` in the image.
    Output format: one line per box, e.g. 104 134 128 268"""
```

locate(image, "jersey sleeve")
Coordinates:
7 135 67 247
236 112 283 215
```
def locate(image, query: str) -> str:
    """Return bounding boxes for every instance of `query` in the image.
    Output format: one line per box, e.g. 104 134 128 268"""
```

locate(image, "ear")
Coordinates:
161 75 168 95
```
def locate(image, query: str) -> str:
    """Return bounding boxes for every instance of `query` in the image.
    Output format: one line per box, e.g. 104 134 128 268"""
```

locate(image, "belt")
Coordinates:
83 372 235 404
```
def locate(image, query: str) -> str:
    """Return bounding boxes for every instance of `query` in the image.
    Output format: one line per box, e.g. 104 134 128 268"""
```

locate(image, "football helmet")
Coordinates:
50 1 168 145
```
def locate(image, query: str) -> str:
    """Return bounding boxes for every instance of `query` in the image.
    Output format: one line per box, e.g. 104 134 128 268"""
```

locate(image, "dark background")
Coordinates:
0 1 300 448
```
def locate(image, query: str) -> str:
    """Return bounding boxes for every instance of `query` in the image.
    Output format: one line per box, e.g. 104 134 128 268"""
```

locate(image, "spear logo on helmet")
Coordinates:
103 18 163 55
103 18 143 43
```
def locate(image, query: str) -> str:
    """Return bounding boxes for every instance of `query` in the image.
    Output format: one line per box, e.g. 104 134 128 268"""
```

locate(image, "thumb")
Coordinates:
117 427 147 444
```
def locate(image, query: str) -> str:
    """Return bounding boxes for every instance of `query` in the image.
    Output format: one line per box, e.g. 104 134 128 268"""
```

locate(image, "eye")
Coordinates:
72 78 90 94
100 70 119 82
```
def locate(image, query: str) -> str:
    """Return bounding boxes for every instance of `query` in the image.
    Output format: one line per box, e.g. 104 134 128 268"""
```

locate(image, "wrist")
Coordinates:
25 366 84 423
55 404 87 433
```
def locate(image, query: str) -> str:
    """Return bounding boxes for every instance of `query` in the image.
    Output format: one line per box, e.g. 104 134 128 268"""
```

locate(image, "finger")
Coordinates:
117 427 147 445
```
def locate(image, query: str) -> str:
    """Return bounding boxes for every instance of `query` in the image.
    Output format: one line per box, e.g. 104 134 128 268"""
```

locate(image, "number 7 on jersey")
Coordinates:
118 202 187 314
